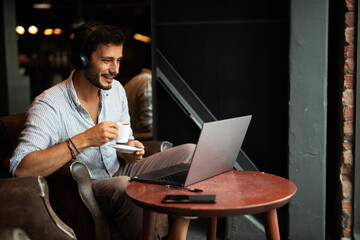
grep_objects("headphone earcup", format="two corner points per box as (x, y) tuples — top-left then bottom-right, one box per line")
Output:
(79, 53), (89, 70)
(71, 52), (89, 70)
(72, 25), (100, 70)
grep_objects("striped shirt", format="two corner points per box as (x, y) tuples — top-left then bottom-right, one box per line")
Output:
(9, 70), (134, 179)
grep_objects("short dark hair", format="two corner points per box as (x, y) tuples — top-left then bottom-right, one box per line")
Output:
(72, 20), (125, 63)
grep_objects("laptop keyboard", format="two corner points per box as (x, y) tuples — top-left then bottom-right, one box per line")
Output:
(157, 170), (188, 182)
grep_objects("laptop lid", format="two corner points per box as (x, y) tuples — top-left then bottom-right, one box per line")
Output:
(183, 115), (252, 186)
(131, 115), (252, 186)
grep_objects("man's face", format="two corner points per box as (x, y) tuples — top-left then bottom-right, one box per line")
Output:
(84, 43), (123, 90)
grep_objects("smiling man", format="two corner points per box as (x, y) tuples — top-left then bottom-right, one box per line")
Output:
(9, 20), (195, 240)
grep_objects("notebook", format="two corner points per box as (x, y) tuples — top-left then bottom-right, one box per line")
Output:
(131, 115), (252, 187)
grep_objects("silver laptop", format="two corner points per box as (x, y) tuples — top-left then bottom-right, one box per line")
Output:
(131, 115), (252, 187)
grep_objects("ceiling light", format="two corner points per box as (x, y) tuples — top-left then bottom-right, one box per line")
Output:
(28, 26), (38, 34)
(44, 28), (53, 35)
(133, 33), (151, 43)
(53, 28), (62, 35)
(33, 2), (52, 9)
(16, 26), (25, 35)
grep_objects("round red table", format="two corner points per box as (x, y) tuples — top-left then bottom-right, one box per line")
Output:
(126, 170), (297, 240)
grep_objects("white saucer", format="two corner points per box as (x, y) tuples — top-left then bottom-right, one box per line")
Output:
(110, 144), (143, 154)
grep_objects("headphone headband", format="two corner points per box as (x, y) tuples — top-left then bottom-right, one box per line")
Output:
(78, 25), (101, 57)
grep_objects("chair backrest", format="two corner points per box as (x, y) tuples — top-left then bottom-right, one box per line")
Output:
(0, 113), (26, 177)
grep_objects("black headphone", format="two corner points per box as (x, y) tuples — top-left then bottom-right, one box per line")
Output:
(71, 25), (101, 70)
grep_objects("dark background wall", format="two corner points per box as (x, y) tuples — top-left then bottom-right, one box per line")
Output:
(0, 8), (9, 117)
(153, 0), (290, 178)
(13, 0), (152, 103)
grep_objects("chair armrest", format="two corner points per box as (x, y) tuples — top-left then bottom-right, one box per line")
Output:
(0, 228), (30, 240)
(0, 176), (76, 240)
(46, 161), (110, 240)
(70, 161), (110, 240)
(142, 141), (173, 157)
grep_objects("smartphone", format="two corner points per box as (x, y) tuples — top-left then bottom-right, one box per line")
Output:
(162, 195), (216, 203)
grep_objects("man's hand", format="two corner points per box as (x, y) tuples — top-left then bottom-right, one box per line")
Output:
(82, 122), (118, 148)
(119, 140), (145, 164)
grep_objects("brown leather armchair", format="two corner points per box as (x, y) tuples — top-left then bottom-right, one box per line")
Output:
(0, 113), (173, 240)
(0, 176), (76, 240)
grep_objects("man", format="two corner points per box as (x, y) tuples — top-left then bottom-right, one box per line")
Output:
(9, 20), (194, 240)
(124, 68), (153, 140)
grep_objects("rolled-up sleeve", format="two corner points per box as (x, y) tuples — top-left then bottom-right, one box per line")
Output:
(9, 97), (61, 176)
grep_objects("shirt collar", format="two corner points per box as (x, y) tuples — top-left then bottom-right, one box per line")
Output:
(66, 70), (81, 109)
(66, 70), (110, 109)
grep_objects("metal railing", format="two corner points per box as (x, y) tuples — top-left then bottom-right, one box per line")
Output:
(156, 49), (258, 171)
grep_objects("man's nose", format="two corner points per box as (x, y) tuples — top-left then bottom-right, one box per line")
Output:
(110, 61), (120, 75)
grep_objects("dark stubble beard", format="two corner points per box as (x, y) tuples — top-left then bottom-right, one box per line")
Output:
(84, 62), (112, 90)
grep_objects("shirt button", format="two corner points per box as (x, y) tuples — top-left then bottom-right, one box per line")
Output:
(101, 149), (105, 153)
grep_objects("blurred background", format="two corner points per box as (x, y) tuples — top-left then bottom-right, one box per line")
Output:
(15, 0), (151, 99)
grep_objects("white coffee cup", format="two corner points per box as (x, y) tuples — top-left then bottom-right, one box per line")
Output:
(116, 122), (130, 143)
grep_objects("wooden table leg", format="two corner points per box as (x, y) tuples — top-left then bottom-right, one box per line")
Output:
(263, 209), (280, 240)
(207, 217), (217, 240)
(142, 209), (157, 240)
